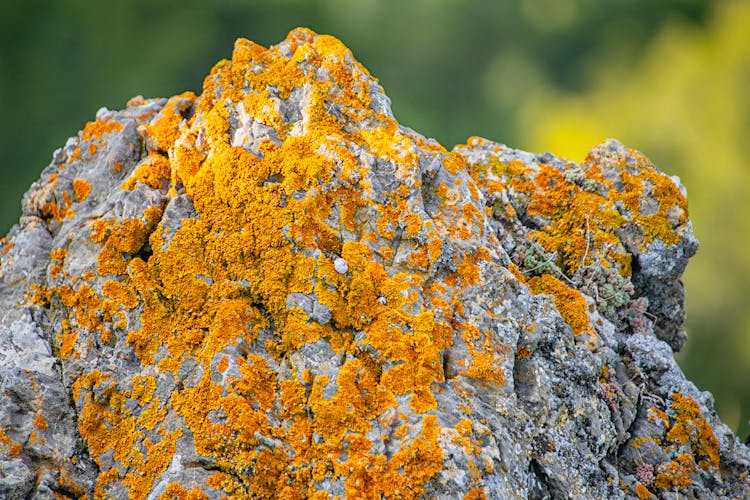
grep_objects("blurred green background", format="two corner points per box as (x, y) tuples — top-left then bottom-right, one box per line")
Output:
(2, 0), (748, 437)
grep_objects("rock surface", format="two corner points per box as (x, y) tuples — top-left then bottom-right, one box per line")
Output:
(1, 28), (748, 499)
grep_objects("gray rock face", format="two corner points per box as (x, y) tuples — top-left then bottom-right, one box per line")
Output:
(1, 28), (748, 499)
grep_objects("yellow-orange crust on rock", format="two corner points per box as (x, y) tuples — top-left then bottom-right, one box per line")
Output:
(24, 28), (716, 499)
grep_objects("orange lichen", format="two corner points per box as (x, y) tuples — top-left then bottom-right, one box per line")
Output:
(0, 430), (22, 457)
(462, 138), (689, 291)
(102, 279), (139, 310)
(520, 162), (626, 277)
(516, 346), (533, 359)
(634, 392), (720, 494)
(122, 154), (172, 190)
(72, 368), (182, 498)
(57, 283), (117, 341)
(618, 158), (689, 246)
(57, 329), (79, 359)
(115, 29), (450, 496)
(49, 247), (67, 278)
(131, 375), (157, 406)
(54, 467), (88, 499)
(158, 484), (209, 500)
(647, 407), (670, 428)
(69, 147), (81, 162)
(33, 413), (49, 431)
(81, 115), (124, 141)
(666, 392), (720, 472)
(654, 453), (695, 490)
(635, 483), (655, 499)
(142, 93), (196, 153)
(72, 178), (91, 202)
(89, 218), (112, 244)
(528, 274), (594, 337)
(0, 238), (12, 257)
(455, 321), (507, 387)
(106, 218), (150, 254)
(41, 190), (74, 223)
(464, 487), (488, 499)
(0, 431), (13, 452)
(507, 263), (526, 284)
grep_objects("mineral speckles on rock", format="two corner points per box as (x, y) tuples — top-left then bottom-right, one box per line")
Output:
(1, 27), (749, 499)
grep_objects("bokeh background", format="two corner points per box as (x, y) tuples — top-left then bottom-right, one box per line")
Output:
(2, 0), (748, 437)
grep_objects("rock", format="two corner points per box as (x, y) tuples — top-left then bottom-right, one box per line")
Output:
(333, 257), (349, 275)
(0, 27), (748, 499)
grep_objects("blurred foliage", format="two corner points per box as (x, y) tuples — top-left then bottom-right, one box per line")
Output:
(2, 1), (746, 435)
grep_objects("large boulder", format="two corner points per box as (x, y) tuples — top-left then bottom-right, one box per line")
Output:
(1, 28), (747, 499)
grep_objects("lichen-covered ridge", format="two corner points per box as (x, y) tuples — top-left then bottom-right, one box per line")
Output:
(0, 28), (748, 499)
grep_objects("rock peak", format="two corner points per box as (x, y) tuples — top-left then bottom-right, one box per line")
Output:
(0, 29), (747, 498)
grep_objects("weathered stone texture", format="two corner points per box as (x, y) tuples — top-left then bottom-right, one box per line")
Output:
(1, 28), (748, 498)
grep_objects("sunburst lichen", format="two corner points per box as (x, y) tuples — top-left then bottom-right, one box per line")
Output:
(527, 274), (594, 338)
(628, 392), (721, 495)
